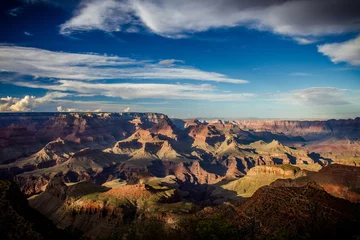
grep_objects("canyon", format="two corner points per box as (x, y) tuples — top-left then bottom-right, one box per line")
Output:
(0, 112), (360, 239)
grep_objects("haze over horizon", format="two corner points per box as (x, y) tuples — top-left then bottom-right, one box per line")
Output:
(1, 0), (360, 119)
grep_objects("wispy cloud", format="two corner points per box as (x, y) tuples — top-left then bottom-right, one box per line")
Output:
(318, 35), (360, 66)
(57, 105), (102, 112)
(59, 0), (360, 43)
(275, 87), (352, 106)
(123, 107), (131, 112)
(60, 0), (133, 35)
(11, 80), (254, 101)
(293, 37), (318, 45)
(8, 7), (22, 16)
(24, 31), (33, 36)
(0, 45), (247, 84)
(330, 67), (360, 71)
(126, 26), (140, 33)
(158, 59), (184, 65)
(289, 72), (317, 77)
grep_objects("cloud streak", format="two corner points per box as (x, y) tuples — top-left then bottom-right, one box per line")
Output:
(275, 87), (351, 106)
(0, 45), (247, 84)
(289, 72), (317, 77)
(293, 37), (318, 45)
(57, 106), (102, 112)
(158, 59), (184, 65)
(12, 80), (254, 101)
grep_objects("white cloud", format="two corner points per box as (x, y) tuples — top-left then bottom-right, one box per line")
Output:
(40, 91), (70, 101)
(0, 92), (68, 112)
(57, 105), (102, 112)
(158, 59), (184, 65)
(126, 26), (140, 33)
(8, 7), (22, 16)
(56, 106), (64, 112)
(57, 106), (77, 112)
(60, 0), (360, 40)
(60, 0), (134, 35)
(123, 107), (131, 112)
(0, 45), (247, 84)
(293, 37), (318, 45)
(289, 72), (316, 77)
(275, 87), (351, 106)
(53, 100), (134, 113)
(12, 80), (254, 101)
(24, 32), (33, 36)
(0, 96), (36, 112)
(318, 35), (360, 66)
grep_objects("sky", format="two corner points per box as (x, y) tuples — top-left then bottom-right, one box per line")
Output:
(0, 0), (359, 119)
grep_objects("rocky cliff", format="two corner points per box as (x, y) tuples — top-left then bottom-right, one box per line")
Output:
(0, 179), (77, 240)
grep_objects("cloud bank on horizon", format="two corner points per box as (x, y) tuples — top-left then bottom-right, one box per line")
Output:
(0, 0), (359, 118)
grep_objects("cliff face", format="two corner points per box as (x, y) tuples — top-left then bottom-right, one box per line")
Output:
(210, 165), (305, 203)
(28, 177), (185, 238)
(236, 182), (360, 239)
(176, 182), (360, 240)
(0, 112), (168, 164)
(0, 179), (75, 240)
(231, 117), (360, 140)
(272, 164), (360, 203)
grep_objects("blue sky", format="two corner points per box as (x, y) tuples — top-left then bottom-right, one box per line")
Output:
(0, 0), (359, 119)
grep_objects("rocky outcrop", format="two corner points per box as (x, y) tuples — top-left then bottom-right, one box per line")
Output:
(210, 165), (305, 203)
(14, 174), (50, 197)
(29, 178), (137, 237)
(188, 182), (360, 240)
(12, 149), (125, 196)
(302, 138), (360, 164)
(0, 112), (169, 164)
(272, 164), (360, 202)
(232, 117), (360, 140)
(238, 182), (360, 239)
(1, 139), (80, 176)
(29, 177), (183, 238)
(0, 179), (74, 240)
(146, 160), (222, 185)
